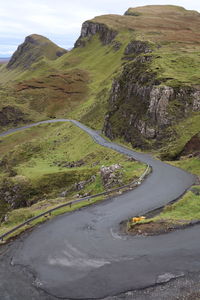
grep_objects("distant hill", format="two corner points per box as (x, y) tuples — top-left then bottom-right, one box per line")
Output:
(0, 58), (10, 64)
(7, 34), (67, 70)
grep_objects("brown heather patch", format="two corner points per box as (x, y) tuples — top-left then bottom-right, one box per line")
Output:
(15, 69), (89, 117)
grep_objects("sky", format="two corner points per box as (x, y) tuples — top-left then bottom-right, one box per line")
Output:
(0, 0), (200, 57)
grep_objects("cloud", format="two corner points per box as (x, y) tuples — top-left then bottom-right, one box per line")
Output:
(0, 0), (199, 57)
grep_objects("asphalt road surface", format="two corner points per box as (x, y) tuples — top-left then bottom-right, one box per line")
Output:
(0, 119), (197, 300)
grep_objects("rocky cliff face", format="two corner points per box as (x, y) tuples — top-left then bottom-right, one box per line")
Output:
(74, 21), (118, 47)
(103, 41), (200, 149)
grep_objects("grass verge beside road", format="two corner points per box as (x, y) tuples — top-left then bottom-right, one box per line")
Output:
(127, 156), (200, 235)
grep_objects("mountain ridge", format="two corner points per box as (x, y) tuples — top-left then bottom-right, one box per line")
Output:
(0, 5), (199, 159)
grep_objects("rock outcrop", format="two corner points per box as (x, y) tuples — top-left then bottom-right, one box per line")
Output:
(100, 164), (122, 188)
(74, 21), (118, 48)
(0, 176), (34, 212)
(0, 106), (27, 127)
(103, 44), (200, 149)
(124, 40), (152, 56)
(59, 175), (96, 197)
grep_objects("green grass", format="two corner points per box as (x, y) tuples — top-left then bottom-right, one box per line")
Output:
(153, 186), (200, 221)
(168, 157), (200, 177)
(141, 156), (200, 224)
(129, 185), (200, 230)
(151, 45), (200, 86)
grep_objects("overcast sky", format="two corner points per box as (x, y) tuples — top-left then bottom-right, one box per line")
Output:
(0, 0), (199, 57)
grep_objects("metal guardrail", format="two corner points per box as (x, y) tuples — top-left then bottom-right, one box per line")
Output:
(0, 165), (150, 242)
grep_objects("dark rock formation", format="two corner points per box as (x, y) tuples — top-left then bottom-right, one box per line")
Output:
(0, 176), (36, 214)
(124, 40), (152, 56)
(74, 21), (118, 48)
(53, 159), (85, 168)
(112, 40), (122, 52)
(0, 106), (26, 127)
(181, 133), (200, 157)
(59, 175), (96, 197)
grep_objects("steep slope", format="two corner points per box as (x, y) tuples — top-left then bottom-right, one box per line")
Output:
(7, 34), (67, 70)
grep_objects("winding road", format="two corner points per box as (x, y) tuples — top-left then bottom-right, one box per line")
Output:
(0, 119), (198, 300)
